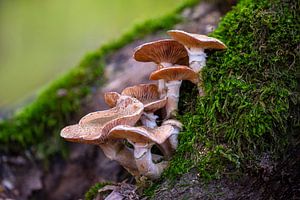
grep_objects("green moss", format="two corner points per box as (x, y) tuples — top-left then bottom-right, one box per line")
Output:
(0, 0), (200, 155)
(164, 0), (299, 180)
(84, 182), (112, 200)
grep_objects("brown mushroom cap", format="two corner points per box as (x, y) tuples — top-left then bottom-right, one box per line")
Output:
(104, 92), (121, 108)
(60, 96), (144, 144)
(133, 39), (188, 66)
(122, 84), (158, 102)
(121, 84), (167, 112)
(149, 66), (200, 84)
(108, 125), (174, 144)
(167, 30), (227, 50)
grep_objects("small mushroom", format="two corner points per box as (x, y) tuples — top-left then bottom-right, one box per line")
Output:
(108, 124), (176, 179)
(167, 30), (227, 95)
(121, 84), (167, 128)
(149, 66), (199, 118)
(133, 39), (188, 97)
(60, 95), (144, 176)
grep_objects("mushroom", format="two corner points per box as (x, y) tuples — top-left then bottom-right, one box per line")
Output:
(108, 124), (176, 179)
(121, 84), (167, 128)
(133, 39), (188, 97)
(167, 30), (227, 95)
(60, 95), (144, 176)
(149, 66), (199, 118)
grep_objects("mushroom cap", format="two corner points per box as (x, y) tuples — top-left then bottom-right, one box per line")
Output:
(104, 92), (121, 108)
(60, 96), (144, 144)
(60, 124), (104, 144)
(133, 39), (188, 65)
(121, 84), (167, 112)
(167, 30), (227, 50)
(108, 125), (175, 144)
(149, 66), (200, 84)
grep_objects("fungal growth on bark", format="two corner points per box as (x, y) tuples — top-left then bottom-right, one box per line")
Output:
(60, 29), (227, 182)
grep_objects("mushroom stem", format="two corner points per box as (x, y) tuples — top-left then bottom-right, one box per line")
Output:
(165, 80), (182, 118)
(158, 80), (166, 98)
(99, 141), (139, 176)
(140, 112), (158, 128)
(186, 47), (207, 73)
(158, 63), (173, 98)
(186, 47), (206, 96)
(160, 62), (173, 68)
(134, 143), (168, 179)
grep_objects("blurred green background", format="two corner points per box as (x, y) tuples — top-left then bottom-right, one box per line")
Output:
(0, 0), (184, 110)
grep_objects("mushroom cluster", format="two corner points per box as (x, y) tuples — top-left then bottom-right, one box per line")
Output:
(60, 30), (226, 180)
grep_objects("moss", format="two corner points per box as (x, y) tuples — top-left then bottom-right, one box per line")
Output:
(0, 0), (200, 155)
(84, 182), (112, 200)
(164, 0), (299, 181)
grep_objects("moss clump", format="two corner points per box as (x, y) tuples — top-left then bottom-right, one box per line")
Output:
(0, 0), (200, 156)
(165, 0), (299, 180)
